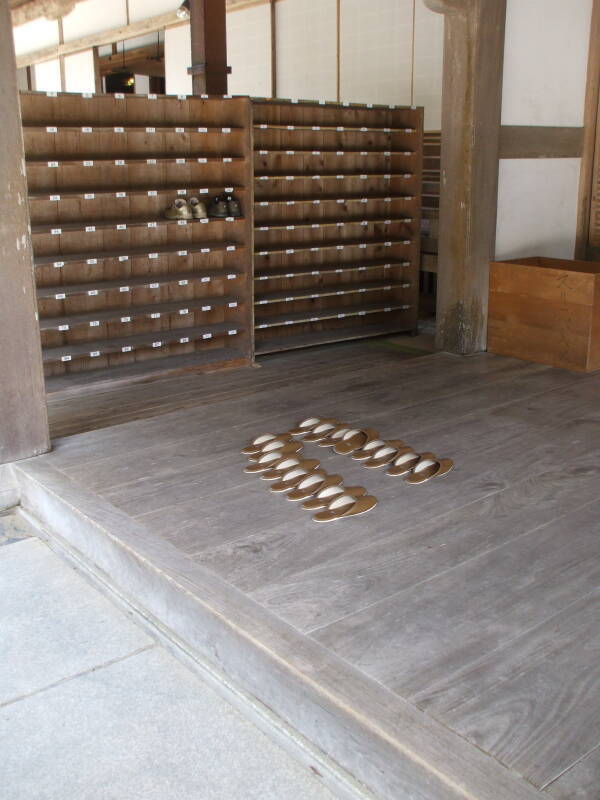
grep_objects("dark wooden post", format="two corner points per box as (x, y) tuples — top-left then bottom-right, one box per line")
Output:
(0, 3), (50, 464)
(423, 0), (506, 354)
(188, 0), (229, 95)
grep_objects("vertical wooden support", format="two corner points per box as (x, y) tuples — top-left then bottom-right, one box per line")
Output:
(575, 0), (600, 260)
(93, 46), (103, 93)
(336, 0), (341, 102)
(0, 5), (50, 464)
(188, 0), (229, 95)
(270, 0), (277, 98)
(424, 0), (506, 354)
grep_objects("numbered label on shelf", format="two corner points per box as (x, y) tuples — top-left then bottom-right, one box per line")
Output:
(228, 329), (237, 335)
(146, 127), (156, 133)
(90, 351), (101, 358)
(114, 127), (125, 133)
(58, 324), (69, 331)
(147, 158), (157, 165)
(116, 192), (127, 198)
(198, 127), (208, 133)
(178, 308), (189, 315)
(121, 345), (132, 352)
(176, 158), (186, 164)
(88, 289), (99, 296)
(201, 277), (210, 283)
(81, 127), (92, 133)
(147, 222), (157, 228)
(61, 355), (71, 362)
(119, 286), (130, 292)
(115, 159), (126, 166)
(179, 337), (190, 344)
(178, 250), (188, 257)
(175, 127), (185, 134)
(121, 316), (131, 323)
(152, 342), (162, 348)
(149, 282), (159, 289)
(49, 194), (61, 201)
(47, 161), (59, 168)
(54, 293), (66, 300)
(202, 333), (212, 339)
(53, 261), (64, 268)
(178, 279), (189, 285)
(202, 305), (212, 311)
(227, 274), (236, 280)
(147, 190), (157, 196)
(83, 161), (94, 167)
(46, 126), (58, 133)
(118, 255), (129, 261)
(87, 258), (98, 264)
(51, 228), (62, 235)
(85, 226), (96, 233)
(177, 188), (187, 195)
(228, 302), (237, 308)
(89, 320), (99, 327)
(177, 220), (187, 226)
(148, 253), (158, 259)
(116, 224), (127, 230)
(115, 93), (125, 99)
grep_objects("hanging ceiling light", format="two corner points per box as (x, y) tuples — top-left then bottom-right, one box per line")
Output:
(176, 0), (190, 19)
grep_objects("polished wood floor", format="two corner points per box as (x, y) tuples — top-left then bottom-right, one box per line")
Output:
(43, 342), (600, 798)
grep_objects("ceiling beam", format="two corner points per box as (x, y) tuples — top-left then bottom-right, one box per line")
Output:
(15, 9), (179, 68)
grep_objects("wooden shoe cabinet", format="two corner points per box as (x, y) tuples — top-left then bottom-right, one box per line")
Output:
(252, 99), (422, 354)
(20, 91), (253, 390)
(20, 91), (423, 390)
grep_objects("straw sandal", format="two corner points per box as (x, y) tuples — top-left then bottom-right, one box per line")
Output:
(286, 472), (343, 501)
(289, 417), (322, 436)
(247, 440), (302, 463)
(386, 447), (421, 477)
(244, 444), (302, 473)
(363, 440), (406, 469)
(241, 432), (293, 456)
(270, 461), (322, 493)
(313, 493), (377, 523)
(302, 484), (366, 511)
(404, 453), (454, 484)
(333, 428), (379, 456)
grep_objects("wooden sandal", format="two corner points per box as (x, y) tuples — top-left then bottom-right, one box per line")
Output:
(286, 472), (343, 501)
(303, 419), (341, 443)
(247, 440), (302, 462)
(404, 453), (454, 484)
(317, 424), (352, 448)
(302, 484), (366, 511)
(242, 433), (290, 455)
(334, 428), (379, 456)
(260, 455), (305, 480)
(363, 440), (406, 469)
(270, 461), (322, 493)
(386, 447), (421, 477)
(244, 443), (302, 473)
(351, 437), (388, 461)
(313, 493), (377, 523)
(243, 433), (295, 457)
(289, 417), (322, 436)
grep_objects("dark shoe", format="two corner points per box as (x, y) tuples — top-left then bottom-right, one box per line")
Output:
(226, 194), (242, 218)
(208, 195), (229, 218)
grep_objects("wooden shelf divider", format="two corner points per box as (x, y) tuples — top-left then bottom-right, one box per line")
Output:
(250, 97), (423, 352)
(21, 90), (254, 385)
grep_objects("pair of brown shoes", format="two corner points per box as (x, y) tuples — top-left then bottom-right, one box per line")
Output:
(208, 194), (242, 218)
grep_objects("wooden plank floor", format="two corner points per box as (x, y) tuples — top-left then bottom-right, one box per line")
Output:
(42, 343), (600, 798)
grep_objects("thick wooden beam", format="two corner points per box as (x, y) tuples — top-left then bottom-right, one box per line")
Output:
(424, 0), (506, 354)
(188, 0), (228, 95)
(0, 0), (50, 464)
(575, 0), (600, 259)
(499, 126), (584, 159)
(15, 10), (180, 68)
(270, 0), (276, 98)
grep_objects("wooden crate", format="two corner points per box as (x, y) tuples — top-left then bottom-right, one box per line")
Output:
(251, 98), (423, 354)
(488, 256), (600, 371)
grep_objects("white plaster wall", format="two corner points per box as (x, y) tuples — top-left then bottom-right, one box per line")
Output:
(227, 3), (271, 97)
(34, 59), (62, 92)
(276, 0), (337, 101)
(502, 0), (593, 126)
(495, 159), (581, 260)
(13, 18), (59, 56)
(128, 0), (181, 23)
(413, 0), (443, 129)
(135, 74), (151, 94)
(64, 49), (96, 92)
(62, 0), (126, 41)
(164, 24), (192, 96)
(340, 0), (412, 107)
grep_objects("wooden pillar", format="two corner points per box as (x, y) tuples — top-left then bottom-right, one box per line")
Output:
(270, 0), (277, 98)
(424, 0), (506, 354)
(0, 2), (50, 464)
(188, 0), (229, 95)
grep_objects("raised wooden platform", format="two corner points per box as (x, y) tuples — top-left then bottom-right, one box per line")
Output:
(8, 343), (600, 799)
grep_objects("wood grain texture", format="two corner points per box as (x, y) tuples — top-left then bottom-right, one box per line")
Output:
(499, 126), (584, 158)
(0, 4), (50, 464)
(546, 744), (600, 798)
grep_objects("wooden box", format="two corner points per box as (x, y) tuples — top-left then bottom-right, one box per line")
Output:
(488, 256), (600, 372)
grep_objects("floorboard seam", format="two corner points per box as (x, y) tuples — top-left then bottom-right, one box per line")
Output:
(540, 740), (600, 791)
(304, 493), (600, 636)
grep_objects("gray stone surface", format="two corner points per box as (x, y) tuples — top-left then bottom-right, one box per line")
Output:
(0, 533), (336, 800)
(0, 536), (152, 704)
(1, 646), (337, 800)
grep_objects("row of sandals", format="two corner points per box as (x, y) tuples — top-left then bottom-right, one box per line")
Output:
(242, 416), (454, 523)
(164, 194), (242, 220)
